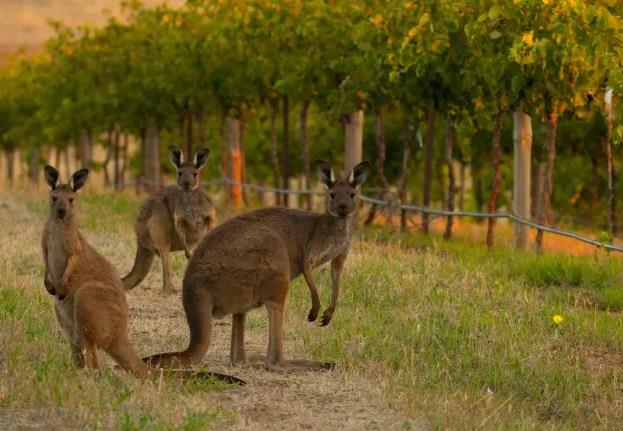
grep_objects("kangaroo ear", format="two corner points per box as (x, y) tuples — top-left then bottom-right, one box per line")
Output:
(348, 161), (371, 187)
(44, 165), (60, 191)
(70, 169), (89, 193)
(315, 160), (335, 188)
(194, 148), (210, 170)
(169, 146), (183, 168)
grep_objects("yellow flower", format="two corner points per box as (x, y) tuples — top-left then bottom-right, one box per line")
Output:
(553, 315), (564, 325)
(543, 0), (551, 4)
(371, 14), (383, 27)
(405, 1), (415, 10)
(522, 31), (534, 46)
(408, 27), (418, 38)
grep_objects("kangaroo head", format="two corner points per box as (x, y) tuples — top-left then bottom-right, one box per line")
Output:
(316, 160), (370, 218)
(44, 166), (89, 222)
(169, 146), (210, 191)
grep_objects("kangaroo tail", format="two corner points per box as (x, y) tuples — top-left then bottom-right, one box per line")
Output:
(121, 241), (154, 290)
(107, 338), (152, 378)
(143, 283), (214, 371)
(110, 341), (246, 385)
(162, 369), (246, 386)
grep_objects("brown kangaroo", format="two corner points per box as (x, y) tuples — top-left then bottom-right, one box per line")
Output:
(41, 165), (243, 384)
(122, 147), (215, 294)
(144, 160), (370, 370)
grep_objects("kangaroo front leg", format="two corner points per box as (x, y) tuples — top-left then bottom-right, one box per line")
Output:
(230, 313), (247, 365)
(58, 253), (78, 292)
(174, 215), (191, 259)
(42, 236), (55, 295)
(320, 254), (347, 326)
(302, 263), (320, 322)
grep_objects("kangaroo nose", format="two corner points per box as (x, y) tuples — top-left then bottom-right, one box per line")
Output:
(56, 208), (66, 219)
(58, 293), (66, 301)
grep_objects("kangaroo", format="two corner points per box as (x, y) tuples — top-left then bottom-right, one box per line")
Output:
(144, 160), (370, 370)
(122, 147), (215, 294)
(41, 165), (243, 384)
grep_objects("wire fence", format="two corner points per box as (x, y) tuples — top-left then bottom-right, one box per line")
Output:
(137, 175), (623, 255)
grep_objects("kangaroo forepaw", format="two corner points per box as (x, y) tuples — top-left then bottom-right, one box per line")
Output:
(44, 277), (56, 296)
(320, 310), (334, 326)
(307, 308), (319, 322)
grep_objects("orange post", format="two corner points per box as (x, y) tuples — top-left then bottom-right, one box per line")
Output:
(230, 147), (242, 208)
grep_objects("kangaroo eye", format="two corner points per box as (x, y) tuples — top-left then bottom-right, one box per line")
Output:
(193, 173), (197, 178)
(178, 172), (182, 177)
(52, 197), (57, 202)
(330, 193), (336, 199)
(69, 198), (74, 204)
(350, 193), (355, 199)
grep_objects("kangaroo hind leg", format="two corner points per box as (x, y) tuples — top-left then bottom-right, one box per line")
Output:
(230, 313), (247, 365)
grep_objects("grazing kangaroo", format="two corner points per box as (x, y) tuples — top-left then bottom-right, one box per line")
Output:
(122, 147), (215, 294)
(41, 166), (243, 384)
(144, 160), (370, 370)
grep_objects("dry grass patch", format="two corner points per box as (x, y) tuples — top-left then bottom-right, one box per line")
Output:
(2, 189), (623, 429)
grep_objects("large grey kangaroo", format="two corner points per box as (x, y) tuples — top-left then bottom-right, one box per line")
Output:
(144, 160), (370, 370)
(41, 165), (243, 384)
(122, 147), (215, 294)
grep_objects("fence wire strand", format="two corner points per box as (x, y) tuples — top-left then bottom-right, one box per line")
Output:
(137, 175), (623, 254)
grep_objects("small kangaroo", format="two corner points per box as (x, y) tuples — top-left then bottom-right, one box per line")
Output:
(144, 160), (370, 370)
(41, 166), (243, 384)
(122, 147), (215, 294)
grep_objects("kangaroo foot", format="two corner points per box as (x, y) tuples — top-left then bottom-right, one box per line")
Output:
(162, 285), (179, 295)
(230, 353), (247, 366)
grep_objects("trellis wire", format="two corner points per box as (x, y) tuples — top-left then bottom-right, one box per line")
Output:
(137, 175), (623, 254)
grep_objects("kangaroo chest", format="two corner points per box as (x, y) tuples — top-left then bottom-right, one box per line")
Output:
(307, 222), (352, 269)
(47, 231), (69, 283)
(312, 236), (350, 268)
(174, 192), (211, 243)
(175, 205), (209, 244)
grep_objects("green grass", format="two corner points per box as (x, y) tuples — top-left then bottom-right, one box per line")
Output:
(290, 226), (623, 428)
(3, 192), (623, 429)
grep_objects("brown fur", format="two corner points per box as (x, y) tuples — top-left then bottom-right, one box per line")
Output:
(144, 160), (370, 370)
(41, 166), (244, 384)
(42, 166), (153, 377)
(122, 147), (215, 293)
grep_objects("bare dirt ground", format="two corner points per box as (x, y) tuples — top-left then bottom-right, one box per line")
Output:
(127, 275), (413, 431)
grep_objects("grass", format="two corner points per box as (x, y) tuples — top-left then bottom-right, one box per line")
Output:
(2, 189), (623, 429)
